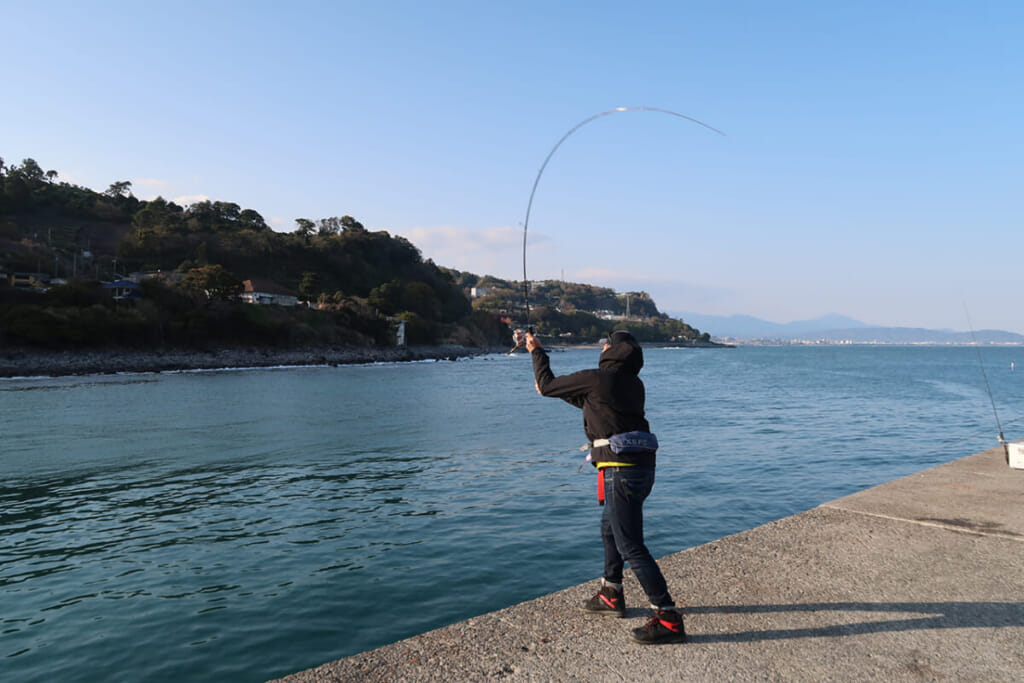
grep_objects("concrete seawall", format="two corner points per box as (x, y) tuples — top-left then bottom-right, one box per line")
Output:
(275, 446), (1024, 681)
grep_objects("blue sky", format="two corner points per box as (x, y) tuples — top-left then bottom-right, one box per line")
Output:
(3, 1), (1022, 332)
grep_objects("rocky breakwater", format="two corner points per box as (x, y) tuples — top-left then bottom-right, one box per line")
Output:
(0, 345), (494, 378)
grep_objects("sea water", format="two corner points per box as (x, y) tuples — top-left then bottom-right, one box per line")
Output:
(2, 346), (1022, 682)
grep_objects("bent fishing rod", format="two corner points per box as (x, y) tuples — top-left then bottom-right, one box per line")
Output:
(965, 304), (1007, 456)
(511, 107), (727, 350)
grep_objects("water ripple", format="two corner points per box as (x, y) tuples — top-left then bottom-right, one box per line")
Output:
(2, 347), (1021, 681)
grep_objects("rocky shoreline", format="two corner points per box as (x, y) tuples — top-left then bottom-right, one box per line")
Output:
(0, 339), (732, 379)
(0, 345), (502, 379)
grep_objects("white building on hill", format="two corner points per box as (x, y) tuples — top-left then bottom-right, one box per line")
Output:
(241, 278), (299, 306)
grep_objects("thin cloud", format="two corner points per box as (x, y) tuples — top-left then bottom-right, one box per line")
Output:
(575, 267), (695, 285)
(403, 225), (538, 249)
(131, 177), (175, 201)
(396, 225), (550, 275)
(570, 267), (737, 313)
(173, 194), (210, 207)
(134, 178), (173, 191)
(269, 216), (291, 231)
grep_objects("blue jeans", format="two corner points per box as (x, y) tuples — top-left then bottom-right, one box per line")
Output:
(601, 466), (675, 609)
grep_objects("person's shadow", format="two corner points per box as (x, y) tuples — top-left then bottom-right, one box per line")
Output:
(676, 602), (1024, 643)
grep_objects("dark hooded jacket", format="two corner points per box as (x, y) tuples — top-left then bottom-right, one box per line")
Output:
(531, 332), (654, 467)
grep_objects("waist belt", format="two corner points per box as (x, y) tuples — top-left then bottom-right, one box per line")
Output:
(583, 432), (658, 455)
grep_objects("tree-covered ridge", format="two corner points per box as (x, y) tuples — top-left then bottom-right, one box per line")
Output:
(444, 271), (708, 344)
(0, 157), (139, 278)
(0, 157), (503, 348)
(116, 198), (472, 325)
(1, 155), (709, 350)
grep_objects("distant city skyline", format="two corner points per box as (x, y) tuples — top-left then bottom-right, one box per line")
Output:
(670, 311), (1024, 343)
(4, 1), (1022, 333)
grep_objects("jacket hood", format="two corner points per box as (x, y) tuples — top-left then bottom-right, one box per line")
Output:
(599, 331), (643, 374)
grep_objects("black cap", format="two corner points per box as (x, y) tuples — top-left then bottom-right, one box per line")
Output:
(608, 330), (639, 346)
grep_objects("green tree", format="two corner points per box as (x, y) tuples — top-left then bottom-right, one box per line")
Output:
(213, 201), (241, 224)
(18, 158), (45, 184)
(317, 216), (343, 236)
(239, 209), (269, 231)
(341, 215), (365, 233)
(402, 281), (441, 319)
(368, 280), (402, 314)
(182, 264), (243, 301)
(133, 196), (184, 230)
(1, 159), (45, 209)
(105, 180), (133, 198)
(194, 241), (209, 266)
(298, 271), (321, 302)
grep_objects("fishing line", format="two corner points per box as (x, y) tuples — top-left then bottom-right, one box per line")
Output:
(947, 414), (1024, 450)
(964, 304), (1005, 445)
(515, 107), (727, 343)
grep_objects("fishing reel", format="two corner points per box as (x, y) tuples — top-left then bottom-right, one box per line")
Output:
(509, 326), (535, 353)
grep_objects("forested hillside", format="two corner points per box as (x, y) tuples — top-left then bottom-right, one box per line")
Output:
(445, 271), (709, 344)
(1, 156), (710, 351)
(0, 157), (504, 349)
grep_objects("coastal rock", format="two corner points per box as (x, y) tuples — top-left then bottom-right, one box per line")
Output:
(0, 345), (495, 378)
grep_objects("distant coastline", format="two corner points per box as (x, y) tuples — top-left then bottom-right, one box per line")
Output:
(0, 345), (504, 379)
(0, 339), (733, 378)
(672, 313), (1024, 345)
(718, 339), (1024, 347)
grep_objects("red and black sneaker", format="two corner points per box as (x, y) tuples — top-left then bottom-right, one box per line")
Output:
(631, 609), (687, 644)
(580, 583), (626, 618)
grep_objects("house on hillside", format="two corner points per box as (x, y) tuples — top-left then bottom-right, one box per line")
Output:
(102, 279), (142, 301)
(8, 272), (50, 290)
(241, 278), (299, 306)
(128, 270), (183, 285)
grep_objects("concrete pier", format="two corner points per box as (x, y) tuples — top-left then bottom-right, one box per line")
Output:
(276, 447), (1024, 681)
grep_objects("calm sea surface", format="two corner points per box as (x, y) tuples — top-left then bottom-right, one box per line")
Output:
(2, 345), (1022, 682)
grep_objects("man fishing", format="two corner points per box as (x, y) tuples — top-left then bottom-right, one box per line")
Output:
(525, 330), (686, 644)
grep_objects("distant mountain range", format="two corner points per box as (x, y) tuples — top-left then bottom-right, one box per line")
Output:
(673, 312), (1024, 345)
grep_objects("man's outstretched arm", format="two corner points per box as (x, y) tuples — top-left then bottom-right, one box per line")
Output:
(526, 333), (588, 407)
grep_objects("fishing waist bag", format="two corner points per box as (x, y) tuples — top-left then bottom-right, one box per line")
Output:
(607, 430), (658, 454)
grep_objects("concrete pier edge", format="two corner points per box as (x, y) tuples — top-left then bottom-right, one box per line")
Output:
(275, 447), (1024, 681)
